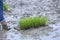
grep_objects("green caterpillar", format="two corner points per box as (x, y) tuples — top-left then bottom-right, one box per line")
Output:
(3, 2), (8, 11)
(19, 16), (47, 30)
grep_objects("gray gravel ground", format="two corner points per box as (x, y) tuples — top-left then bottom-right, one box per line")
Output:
(0, 0), (60, 40)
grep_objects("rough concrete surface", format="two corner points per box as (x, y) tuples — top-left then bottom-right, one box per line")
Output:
(0, 0), (60, 40)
